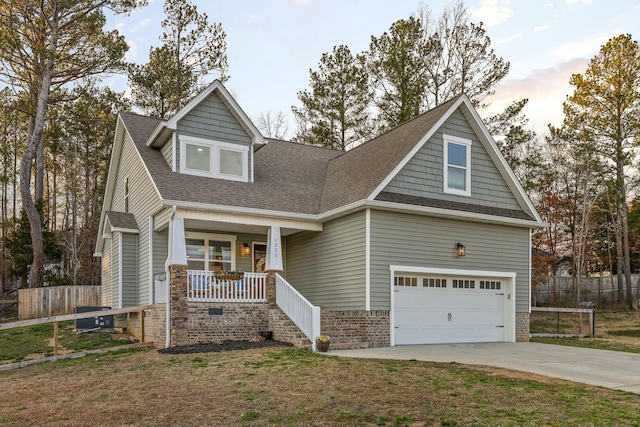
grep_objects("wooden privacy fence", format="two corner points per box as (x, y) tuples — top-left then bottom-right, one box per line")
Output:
(19, 286), (101, 320)
(533, 275), (640, 306)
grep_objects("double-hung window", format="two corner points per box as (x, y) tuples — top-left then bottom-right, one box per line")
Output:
(180, 135), (249, 182)
(185, 233), (236, 272)
(443, 134), (472, 196)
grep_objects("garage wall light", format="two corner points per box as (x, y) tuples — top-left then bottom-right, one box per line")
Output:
(456, 242), (465, 257)
(241, 243), (251, 256)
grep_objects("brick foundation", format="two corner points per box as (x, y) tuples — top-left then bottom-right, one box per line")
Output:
(516, 311), (530, 342)
(127, 304), (167, 348)
(320, 310), (390, 350)
(268, 307), (311, 348)
(187, 302), (269, 344)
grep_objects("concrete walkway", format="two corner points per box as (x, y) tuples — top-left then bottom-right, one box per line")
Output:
(330, 342), (640, 394)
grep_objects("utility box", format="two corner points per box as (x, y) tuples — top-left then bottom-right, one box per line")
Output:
(75, 306), (114, 330)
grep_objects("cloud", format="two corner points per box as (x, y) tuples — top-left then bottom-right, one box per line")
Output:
(125, 40), (139, 62)
(566, 0), (593, 4)
(469, 0), (514, 27)
(549, 32), (615, 62)
(483, 58), (590, 133)
(534, 25), (549, 31)
(494, 33), (523, 46)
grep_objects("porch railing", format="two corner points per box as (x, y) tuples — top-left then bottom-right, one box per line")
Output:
(275, 273), (321, 351)
(187, 270), (267, 302)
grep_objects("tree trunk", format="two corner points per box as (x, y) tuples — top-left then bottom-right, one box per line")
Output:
(21, 64), (55, 288)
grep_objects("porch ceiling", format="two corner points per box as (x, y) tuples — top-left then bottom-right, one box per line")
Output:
(183, 218), (305, 236)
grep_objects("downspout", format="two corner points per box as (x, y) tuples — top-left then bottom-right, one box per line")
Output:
(165, 205), (176, 348)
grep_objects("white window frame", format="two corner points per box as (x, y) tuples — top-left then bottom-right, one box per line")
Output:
(185, 232), (237, 271)
(443, 134), (472, 197)
(179, 135), (249, 182)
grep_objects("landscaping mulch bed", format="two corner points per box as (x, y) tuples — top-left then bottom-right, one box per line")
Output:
(158, 339), (293, 354)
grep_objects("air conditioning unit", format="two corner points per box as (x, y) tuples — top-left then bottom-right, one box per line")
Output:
(76, 306), (114, 330)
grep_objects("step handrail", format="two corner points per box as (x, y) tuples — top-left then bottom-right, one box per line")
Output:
(275, 273), (321, 351)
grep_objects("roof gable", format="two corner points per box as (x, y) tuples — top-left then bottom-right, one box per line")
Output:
(146, 80), (264, 148)
(319, 94), (541, 224)
(382, 108), (522, 211)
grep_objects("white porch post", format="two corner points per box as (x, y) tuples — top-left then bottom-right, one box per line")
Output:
(169, 217), (187, 264)
(265, 226), (283, 272)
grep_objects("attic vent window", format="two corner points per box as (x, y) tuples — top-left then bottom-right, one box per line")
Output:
(443, 134), (472, 197)
(179, 135), (248, 182)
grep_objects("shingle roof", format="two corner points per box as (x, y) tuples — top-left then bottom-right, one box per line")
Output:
(375, 191), (535, 221)
(119, 112), (342, 214)
(105, 211), (139, 230)
(116, 96), (535, 223)
(318, 96), (460, 213)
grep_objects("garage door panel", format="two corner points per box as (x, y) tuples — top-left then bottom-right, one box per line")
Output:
(394, 274), (508, 345)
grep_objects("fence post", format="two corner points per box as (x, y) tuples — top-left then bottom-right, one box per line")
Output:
(140, 310), (145, 343)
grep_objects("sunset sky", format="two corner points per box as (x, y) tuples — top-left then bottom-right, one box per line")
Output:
(107, 0), (640, 138)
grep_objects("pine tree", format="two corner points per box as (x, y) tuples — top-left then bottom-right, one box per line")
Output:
(293, 45), (372, 150)
(562, 34), (640, 307)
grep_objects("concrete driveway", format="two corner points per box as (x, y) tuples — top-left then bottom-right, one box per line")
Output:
(330, 342), (640, 394)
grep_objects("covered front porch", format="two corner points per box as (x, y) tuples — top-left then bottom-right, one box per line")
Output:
(153, 209), (323, 349)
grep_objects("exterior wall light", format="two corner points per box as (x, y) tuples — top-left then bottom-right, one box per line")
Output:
(456, 242), (465, 257)
(241, 243), (251, 256)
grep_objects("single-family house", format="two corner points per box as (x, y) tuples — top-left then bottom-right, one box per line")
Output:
(95, 80), (544, 350)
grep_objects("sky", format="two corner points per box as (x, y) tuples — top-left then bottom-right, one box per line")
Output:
(106, 0), (640, 139)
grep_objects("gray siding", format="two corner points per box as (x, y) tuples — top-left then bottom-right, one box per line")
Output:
(102, 238), (112, 307)
(178, 92), (252, 146)
(121, 233), (138, 307)
(111, 234), (120, 308)
(385, 109), (521, 211)
(109, 132), (162, 306)
(152, 228), (168, 276)
(285, 211), (366, 310)
(370, 210), (530, 312)
(235, 233), (268, 272)
(160, 139), (173, 169)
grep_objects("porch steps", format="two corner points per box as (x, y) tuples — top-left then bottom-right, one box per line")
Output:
(269, 307), (312, 349)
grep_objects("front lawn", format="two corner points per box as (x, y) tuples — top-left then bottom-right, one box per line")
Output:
(1, 346), (640, 426)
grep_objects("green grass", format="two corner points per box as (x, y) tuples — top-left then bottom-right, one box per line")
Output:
(3, 346), (640, 426)
(0, 320), (130, 363)
(532, 336), (640, 354)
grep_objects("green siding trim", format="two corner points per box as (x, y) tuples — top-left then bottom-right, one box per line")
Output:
(385, 109), (522, 211)
(121, 233), (138, 307)
(370, 210), (530, 312)
(285, 211), (366, 310)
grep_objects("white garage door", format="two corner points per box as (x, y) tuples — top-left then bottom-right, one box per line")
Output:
(394, 274), (507, 345)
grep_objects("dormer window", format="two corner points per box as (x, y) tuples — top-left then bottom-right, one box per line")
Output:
(443, 134), (471, 197)
(180, 135), (248, 182)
